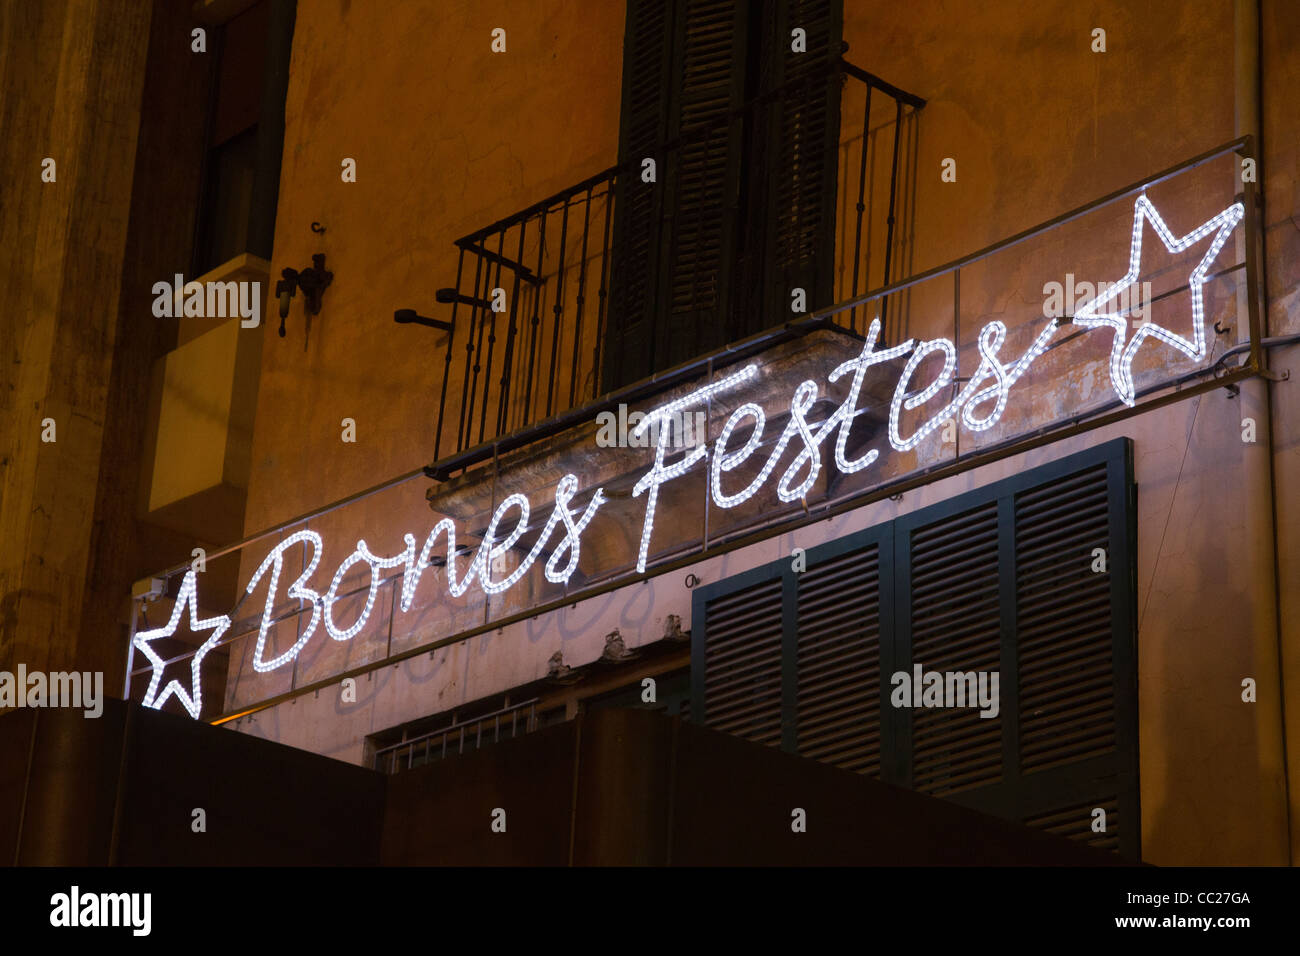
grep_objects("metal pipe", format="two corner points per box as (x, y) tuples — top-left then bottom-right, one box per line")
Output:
(467, 248), (494, 445)
(523, 206), (547, 425)
(546, 197), (572, 417)
(211, 361), (1264, 727)
(849, 82), (873, 332)
(569, 186), (594, 410)
(838, 59), (927, 109)
(122, 594), (139, 699)
(497, 218), (528, 436)
(880, 99), (903, 341)
(433, 248), (465, 462)
(455, 241), (541, 286)
(476, 230), (506, 444)
(457, 250), (485, 452)
(591, 183), (615, 397)
(1235, 0), (1292, 863)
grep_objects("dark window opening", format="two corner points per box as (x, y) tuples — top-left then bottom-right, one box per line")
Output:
(368, 647), (690, 774)
(368, 694), (558, 775)
(191, 0), (296, 276)
(581, 668), (691, 717)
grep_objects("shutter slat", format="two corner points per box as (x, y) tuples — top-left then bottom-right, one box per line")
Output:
(1025, 797), (1121, 853)
(907, 502), (1003, 796)
(796, 545), (882, 777)
(703, 574), (783, 747)
(1016, 464), (1116, 778)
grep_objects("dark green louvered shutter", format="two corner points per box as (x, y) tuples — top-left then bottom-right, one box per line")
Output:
(606, 0), (751, 391)
(893, 444), (1137, 858)
(1012, 458), (1137, 856)
(692, 438), (1138, 859)
(738, 0), (842, 331)
(794, 531), (891, 776)
(894, 501), (1005, 796)
(605, 0), (842, 389)
(693, 524), (893, 770)
(695, 572), (785, 748)
(661, 0), (751, 367)
(605, 0), (676, 392)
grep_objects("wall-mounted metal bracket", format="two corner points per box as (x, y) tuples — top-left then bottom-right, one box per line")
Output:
(394, 309), (454, 332)
(435, 287), (492, 310)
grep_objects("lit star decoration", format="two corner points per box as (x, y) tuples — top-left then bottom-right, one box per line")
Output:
(1072, 195), (1244, 406)
(133, 570), (231, 719)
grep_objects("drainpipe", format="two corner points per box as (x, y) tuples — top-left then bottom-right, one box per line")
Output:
(1235, 0), (1291, 864)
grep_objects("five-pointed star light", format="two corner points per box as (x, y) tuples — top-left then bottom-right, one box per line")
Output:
(133, 570), (230, 719)
(1072, 195), (1244, 406)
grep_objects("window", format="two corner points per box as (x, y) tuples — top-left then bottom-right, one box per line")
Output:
(603, 0), (843, 390)
(691, 438), (1139, 857)
(368, 646), (691, 773)
(368, 695), (557, 775)
(191, 0), (296, 276)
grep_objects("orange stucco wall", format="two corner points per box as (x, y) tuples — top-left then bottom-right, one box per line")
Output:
(213, 0), (1300, 865)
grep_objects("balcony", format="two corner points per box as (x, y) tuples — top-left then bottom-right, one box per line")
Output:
(418, 55), (926, 466)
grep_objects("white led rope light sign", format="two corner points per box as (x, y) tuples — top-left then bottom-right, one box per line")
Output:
(136, 195), (1242, 719)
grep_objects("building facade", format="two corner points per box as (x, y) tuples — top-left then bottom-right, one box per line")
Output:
(3, 0), (1299, 865)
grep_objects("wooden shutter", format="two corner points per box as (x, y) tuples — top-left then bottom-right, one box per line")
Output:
(745, 0), (842, 330)
(1011, 459), (1137, 857)
(692, 438), (1138, 858)
(1025, 795), (1121, 853)
(606, 0), (751, 391)
(894, 441), (1138, 857)
(1016, 462), (1117, 773)
(693, 525), (892, 771)
(605, 0), (677, 391)
(794, 539), (887, 776)
(900, 502), (1005, 797)
(661, 0), (750, 367)
(697, 573), (785, 748)
(606, 0), (844, 388)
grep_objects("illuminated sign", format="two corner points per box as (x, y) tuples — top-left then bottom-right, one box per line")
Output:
(135, 197), (1242, 718)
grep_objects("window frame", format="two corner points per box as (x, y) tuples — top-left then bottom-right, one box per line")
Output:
(190, 0), (296, 277)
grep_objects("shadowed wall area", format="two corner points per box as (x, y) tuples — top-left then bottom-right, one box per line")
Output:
(1, 702), (1125, 866)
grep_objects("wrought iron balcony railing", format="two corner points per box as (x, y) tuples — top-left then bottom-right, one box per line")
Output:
(423, 55), (926, 467)
(372, 697), (542, 774)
